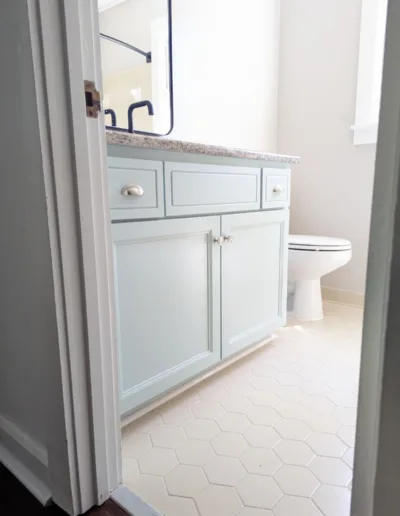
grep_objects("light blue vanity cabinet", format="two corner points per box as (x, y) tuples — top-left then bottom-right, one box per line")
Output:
(112, 216), (221, 414)
(221, 210), (289, 358)
(107, 144), (295, 417)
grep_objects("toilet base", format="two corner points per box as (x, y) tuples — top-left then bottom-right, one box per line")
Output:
(292, 279), (324, 322)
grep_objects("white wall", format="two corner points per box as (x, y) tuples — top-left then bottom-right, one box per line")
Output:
(278, 0), (376, 295)
(170, 0), (280, 151)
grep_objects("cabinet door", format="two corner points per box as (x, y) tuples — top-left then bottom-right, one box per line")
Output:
(112, 217), (221, 415)
(221, 210), (289, 359)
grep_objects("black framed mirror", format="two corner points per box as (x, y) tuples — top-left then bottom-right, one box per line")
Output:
(98, 0), (173, 136)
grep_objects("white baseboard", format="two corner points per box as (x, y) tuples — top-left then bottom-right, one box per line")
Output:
(122, 335), (275, 428)
(0, 414), (51, 505)
(322, 286), (365, 308)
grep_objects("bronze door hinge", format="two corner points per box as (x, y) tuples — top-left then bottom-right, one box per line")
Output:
(85, 80), (101, 118)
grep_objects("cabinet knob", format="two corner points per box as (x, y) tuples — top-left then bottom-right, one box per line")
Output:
(121, 184), (144, 197)
(272, 185), (284, 194)
(214, 236), (224, 246)
(224, 235), (234, 243)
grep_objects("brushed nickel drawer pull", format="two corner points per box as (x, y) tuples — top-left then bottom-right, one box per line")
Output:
(272, 185), (284, 194)
(121, 184), (144, 196)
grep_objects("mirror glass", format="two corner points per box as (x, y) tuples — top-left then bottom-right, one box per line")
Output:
(98, 0), (172, 136)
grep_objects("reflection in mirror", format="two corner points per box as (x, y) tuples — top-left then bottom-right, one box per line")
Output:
(98, 0), (173, 136)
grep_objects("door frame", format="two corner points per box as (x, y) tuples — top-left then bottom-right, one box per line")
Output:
(30, 0), (400, 514)
(351, 0), (400, 514)
(29, 0), (120, 514)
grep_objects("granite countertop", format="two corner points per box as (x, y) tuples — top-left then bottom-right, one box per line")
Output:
(106, 131), (300, 164)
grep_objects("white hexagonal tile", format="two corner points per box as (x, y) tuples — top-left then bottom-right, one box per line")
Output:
(276, 372), (303, 387)
(165, 464), (208, 497)
(273, 440), (315, 466)
(337, 426), (356, 447)
(268, 358), (301, 374)
(306, 433), (347, 458)
(275, 401), (310, 420)
(333, 407), (357, 426)
(236, 474), (282, 509)
(251, 362), (279, 377)
(247, 406), (281, 426)
(303, 414), (342, 434)
(225, 379), (255, 396)
(177, 389), (202, 408)
(250, 377), (280, 391)
(203, 455), (247, 486)
(122, 433), (152, 458)
(309, 457), (352, 486)
(175, 439), (214, 466)
(138, 447), (178, 475)
(342, 448), (354, 468)
(274, 419), (312, 441)
(160, 403), (194, 426)
(237, 509), (273, 516)
(192, 401), (225, 419)
(274, 384), (305, 402)
(221, 395), (253, 414)
(273, 495), (323, 516)
(300, 380), (332, 397)
(121, 457), (139, 482)
(301, 395), (335, 415)
(312, 485), (351, 516)
(198, 383), (228, 402)
(248, 390), (280, 407)
(227, 363), (254, 381)
(210, 432), (249, 457)
(156, 495), (200, 516)
(243, 425), (281, 448)
(184, 418), (220, 440)
(216, 412), (251, 433)
(240, 448), (282, 476)
(127, 474), (168, 511)
(150, 425), (187, 449)
(274, 465), (320, 497)
(298, 366), (324, 382)
(327, 389), (358, 408)
(195, 484), (243, 516)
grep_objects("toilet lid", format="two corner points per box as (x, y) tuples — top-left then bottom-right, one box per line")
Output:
(289, 234), (352, 251)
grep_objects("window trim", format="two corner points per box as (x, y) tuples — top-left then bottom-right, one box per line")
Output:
(352, 0), (387, 145)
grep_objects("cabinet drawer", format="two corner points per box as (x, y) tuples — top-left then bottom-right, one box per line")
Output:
(108, 157), (164, 220)
(165, 162), (261, 216)
(262, 169), (291, 209)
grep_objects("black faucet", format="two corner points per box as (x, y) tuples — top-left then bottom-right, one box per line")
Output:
(127, 101), (154, 133)
(105, 108), (117, 127)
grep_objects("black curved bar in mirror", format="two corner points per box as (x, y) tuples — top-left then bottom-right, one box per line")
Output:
(98, 0), (174, 137)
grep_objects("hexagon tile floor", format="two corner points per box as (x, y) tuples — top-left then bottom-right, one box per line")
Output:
(121, 302), (362, 516)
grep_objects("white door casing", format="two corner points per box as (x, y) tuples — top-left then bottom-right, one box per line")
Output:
(29, 0), (120, 514)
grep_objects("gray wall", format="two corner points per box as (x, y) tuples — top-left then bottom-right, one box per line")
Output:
(278, 0), (376, 295)
(0, 0), (57, 493)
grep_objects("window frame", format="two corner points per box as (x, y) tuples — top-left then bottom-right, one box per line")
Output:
(352, 0), (388, 145)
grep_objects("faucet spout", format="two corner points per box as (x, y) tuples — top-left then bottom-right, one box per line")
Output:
(128, 101), (154, 133)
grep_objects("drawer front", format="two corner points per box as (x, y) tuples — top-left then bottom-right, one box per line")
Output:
(262, 169), (291, 208)
(165, 162), (261, 216)
(108, 157), (164, 220)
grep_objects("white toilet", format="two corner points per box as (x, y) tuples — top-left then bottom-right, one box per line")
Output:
(288, 235), (352, 321)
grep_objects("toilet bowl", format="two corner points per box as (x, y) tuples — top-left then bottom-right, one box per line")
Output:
(288, 235), (352, 321)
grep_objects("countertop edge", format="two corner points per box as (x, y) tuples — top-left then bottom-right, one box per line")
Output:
(106, 131), (300, 165)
